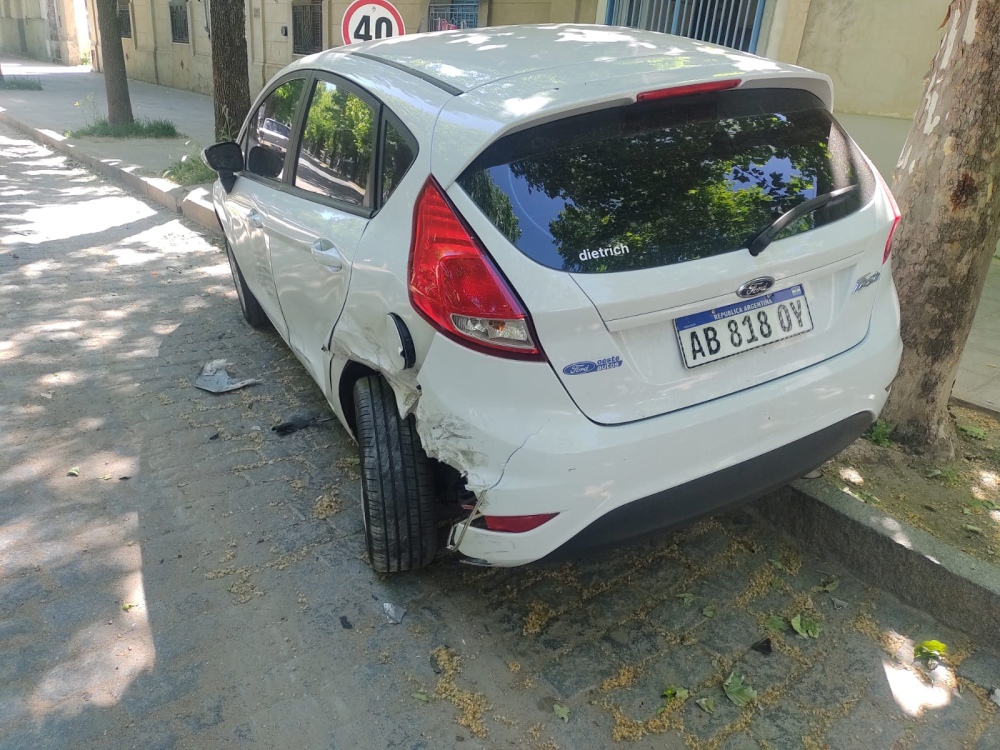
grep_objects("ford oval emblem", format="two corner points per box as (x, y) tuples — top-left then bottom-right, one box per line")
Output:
(563, 361), (598, 375)
(737, 277), (775, 298)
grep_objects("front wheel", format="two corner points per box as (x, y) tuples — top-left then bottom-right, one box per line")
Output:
(225, 239), (268, 329)
(353, 375), (437, 572)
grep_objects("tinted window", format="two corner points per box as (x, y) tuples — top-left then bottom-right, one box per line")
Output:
(294, 80), (375, 206)
(380, 118), (416, 206)
(458, 89), (875, 273)
(246, 79), (305, 181)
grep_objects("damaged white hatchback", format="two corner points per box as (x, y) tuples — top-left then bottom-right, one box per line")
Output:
(205, 24), (902, 572)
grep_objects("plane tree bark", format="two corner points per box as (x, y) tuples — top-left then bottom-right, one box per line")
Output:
(209, 0), (251, 140)
(94, 0), (134, 125)
(881, 0), (1000, 459)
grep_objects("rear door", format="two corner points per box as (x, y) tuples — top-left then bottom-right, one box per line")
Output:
(457, 87), (892, 424)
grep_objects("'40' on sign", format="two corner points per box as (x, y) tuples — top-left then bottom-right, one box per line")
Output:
(341, 0), (406, 45)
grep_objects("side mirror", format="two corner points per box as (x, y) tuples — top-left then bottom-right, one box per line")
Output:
(247, 146), (285, 180)
(202, 142), (243, 192)
(203, 141), (244, 172)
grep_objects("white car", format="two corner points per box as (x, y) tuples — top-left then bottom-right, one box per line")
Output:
(204, 24), (902, 572)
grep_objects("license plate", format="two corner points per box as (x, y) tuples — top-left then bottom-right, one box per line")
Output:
(674, 285), (813, 368)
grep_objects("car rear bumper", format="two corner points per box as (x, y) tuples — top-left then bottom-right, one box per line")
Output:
(415, 278), (902, 567)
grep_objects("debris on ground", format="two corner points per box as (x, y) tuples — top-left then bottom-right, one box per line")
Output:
(383, 602), (406, 624)
(271, 415), (335, 435)
(194, 359), (261, 394)
(751, 638), (772, 655)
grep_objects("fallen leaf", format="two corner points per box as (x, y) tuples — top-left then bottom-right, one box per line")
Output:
(411, 691), (430, 703)
(925, 469), (942, 479)
(791, 614), (820, 639)
(769, 559), (791, 573)
(661, 686), (689, 702)
(958, 423), (986, 440)
(914, 640), (948, 661)
(764, 615), (786, 632)
(553, 703), (570, 723)
(702, 605), (716, 618)
(831, 598), (849, 610)
(676, 593), (695, 606)
(67, 467), (80, 477)
(811, 576), (839, 593)
(723, 672), (757, 707)
(121, 602), (138, 612)
(695, 697), (715, 714)
(101, 474), (112, 481)
(964, 525), (984, 535)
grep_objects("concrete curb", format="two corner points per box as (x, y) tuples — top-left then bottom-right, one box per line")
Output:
(0, 110), (222, 237)
(755, 479), (1000, 650)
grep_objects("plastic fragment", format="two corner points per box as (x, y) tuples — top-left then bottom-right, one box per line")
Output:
(383, 602), (406, 624)
(194, 359), (261, 394)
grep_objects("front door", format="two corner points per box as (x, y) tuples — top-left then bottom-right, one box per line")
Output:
(266, 76), (378, 385)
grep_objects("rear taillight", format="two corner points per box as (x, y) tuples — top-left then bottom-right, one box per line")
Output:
(881, 182), (901, 264)
(483, 513), (558, 533)
(409, 178), (542, 359)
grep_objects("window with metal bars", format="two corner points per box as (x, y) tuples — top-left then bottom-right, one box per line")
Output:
(292, 0), (323, 55)
(609, 0), (767, 53)
(118, 0), (131, 38)
(169, 0), (189, 43)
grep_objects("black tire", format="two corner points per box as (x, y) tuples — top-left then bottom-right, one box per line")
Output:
(353, 375), (437, 572)
(225, 239), (268, 329)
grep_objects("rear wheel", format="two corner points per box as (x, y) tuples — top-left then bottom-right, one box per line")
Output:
(353, 375), (437, 572)
(225, 239), (268, 329)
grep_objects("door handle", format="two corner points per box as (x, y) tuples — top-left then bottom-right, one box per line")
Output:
(310, 238), (344, 271)
(247, 209), (264, 229)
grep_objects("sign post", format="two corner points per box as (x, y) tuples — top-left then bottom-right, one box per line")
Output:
(341, 0), (406, 45)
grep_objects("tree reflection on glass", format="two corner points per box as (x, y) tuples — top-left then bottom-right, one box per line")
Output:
(461, 90), (868, 274)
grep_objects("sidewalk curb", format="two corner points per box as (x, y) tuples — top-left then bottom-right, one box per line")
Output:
(0, 110), (222, 237)
(755, 479), (1000, 649)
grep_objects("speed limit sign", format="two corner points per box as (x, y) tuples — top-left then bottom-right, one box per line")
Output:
(341, 0), (405, 45)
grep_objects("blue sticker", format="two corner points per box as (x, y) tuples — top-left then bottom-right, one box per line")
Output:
(563, 356), (623, 375)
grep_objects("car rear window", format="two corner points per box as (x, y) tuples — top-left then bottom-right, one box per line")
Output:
(457, 88), (875, 273)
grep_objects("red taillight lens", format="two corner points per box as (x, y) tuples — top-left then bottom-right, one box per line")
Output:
(636, 78), (741, 103)
(882, 183), (901, 264)
(409, 178), (542, 359)
(483, 513), (558, 533)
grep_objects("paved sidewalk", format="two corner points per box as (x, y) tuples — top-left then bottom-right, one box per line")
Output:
(1, 54), (998, 413)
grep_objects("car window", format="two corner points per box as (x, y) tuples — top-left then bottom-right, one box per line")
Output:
(294, 80), (375, 206)
(458, 89), (876, 273)
(246, 79), (305, 181)
(380, 117), (416, 206)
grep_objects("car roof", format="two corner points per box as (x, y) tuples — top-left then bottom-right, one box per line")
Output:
(299, 24), (818, 96)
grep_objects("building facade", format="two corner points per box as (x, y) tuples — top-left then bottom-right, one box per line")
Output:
(0, 0), (90, 64)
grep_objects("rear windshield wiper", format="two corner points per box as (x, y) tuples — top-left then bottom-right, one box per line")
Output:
(745, 185), (859, 257)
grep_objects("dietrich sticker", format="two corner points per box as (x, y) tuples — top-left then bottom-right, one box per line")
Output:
(579, 243), (629, 262)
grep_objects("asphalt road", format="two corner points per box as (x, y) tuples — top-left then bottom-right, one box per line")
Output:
(2, 124), (998, 750)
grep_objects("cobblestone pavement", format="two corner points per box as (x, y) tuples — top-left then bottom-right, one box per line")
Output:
(2, 125), (999, 750)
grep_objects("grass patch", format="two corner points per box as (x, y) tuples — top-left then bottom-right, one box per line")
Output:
(69, 117), (179, 139)
(163, 154), (216, 186)
(0, 76), (42, 91)
(865, 418), (894, 447)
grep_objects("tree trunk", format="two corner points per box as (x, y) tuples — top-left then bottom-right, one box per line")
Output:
(94, 0), (134, 125)
(882, 0), (1000, 458)
(0, 63), (5, 84)
(209, 0), (251, 141)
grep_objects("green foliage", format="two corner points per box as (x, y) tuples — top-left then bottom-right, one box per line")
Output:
(866, 419), (894, 447)
(913, 640), (947, 661)
(69, 118), (179, 138)
(723, 672), (757, 707)
(552, 703), (569, 722)
(695, 697), (715, 714)
(675, 593), (695, 606)
(164, 154), (216, 186)
(791, 614), (820, 639)
(0, 76), (42, 90)
(298, 81), (374, 190)
(958, 423), (987, 440)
